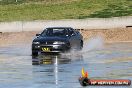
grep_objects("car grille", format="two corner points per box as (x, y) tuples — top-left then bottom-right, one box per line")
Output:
(41, 41), (54, 45)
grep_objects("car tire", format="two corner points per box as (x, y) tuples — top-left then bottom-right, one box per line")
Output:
(32, 51), (38, 56)
(80, 41), (83, 50)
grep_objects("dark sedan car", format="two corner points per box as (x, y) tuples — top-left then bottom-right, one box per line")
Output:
(32, 27), (83, 55)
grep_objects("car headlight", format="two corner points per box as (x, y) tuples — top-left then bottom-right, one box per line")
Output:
(53, 41), (65, 44)
(32, 42), (40, 44)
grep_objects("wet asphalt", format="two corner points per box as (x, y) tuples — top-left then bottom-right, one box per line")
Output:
(0, 43), (132, 88)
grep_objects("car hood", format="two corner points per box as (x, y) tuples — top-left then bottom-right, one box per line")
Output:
(33, 36), (68, 42)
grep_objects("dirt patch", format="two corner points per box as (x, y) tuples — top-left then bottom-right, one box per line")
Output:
(0, 31), (40, 46)
(81, 28), (132, 43)
(0, 28), (132, 47)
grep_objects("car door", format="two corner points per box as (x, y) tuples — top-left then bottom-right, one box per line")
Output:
(74, 30), (82, 47)
(68, 29), (80, 49)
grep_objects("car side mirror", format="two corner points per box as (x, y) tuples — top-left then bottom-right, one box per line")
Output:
(36, 34), (40, 36)
(70, 31), (75, 36)
(71, 33), (76, 36)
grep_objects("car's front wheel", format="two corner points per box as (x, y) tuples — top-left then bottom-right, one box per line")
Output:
(80, 41), (83, 50)
(32, 50), (38, 56)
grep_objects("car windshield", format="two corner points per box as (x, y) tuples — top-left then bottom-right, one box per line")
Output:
(41, 28), (67, 37)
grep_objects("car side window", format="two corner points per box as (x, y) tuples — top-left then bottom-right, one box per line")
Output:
(69, 28), (76, 36)
(65, 29), (69, 35)
(41, 29), (47, 36)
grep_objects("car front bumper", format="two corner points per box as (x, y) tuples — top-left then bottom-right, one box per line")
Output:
(32, 44), (70, 53)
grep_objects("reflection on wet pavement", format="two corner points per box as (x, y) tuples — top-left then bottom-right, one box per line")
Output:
(32, 53), (84, 88)
(0, 43), (132, 88)
(32, 55), (72, 65)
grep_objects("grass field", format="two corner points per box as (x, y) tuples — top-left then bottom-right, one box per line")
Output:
(0, 0), (132, 21)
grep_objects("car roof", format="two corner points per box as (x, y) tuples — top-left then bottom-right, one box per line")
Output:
(46, 27), (73, 29)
